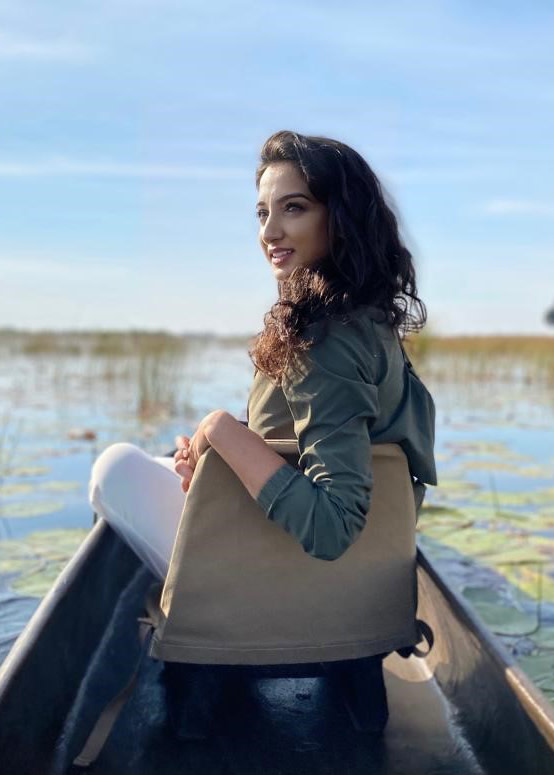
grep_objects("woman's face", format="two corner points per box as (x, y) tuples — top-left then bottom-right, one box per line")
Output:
(256, 161), (329, 280)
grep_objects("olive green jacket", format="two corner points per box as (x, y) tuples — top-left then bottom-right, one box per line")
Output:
(247, 305), (437, 561)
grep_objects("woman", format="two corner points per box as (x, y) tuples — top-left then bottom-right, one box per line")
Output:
(88, 129), (436, 738)
(89, 128), (436, 580)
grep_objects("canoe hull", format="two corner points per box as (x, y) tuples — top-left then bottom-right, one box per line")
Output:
(1, 520), (553, 775)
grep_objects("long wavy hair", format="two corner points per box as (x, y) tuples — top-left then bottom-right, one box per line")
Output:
(249, 130), (427, 383)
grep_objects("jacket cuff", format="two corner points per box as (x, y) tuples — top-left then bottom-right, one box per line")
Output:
(256, 463), (300, 515)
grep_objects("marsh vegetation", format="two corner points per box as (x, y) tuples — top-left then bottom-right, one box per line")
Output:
(0, 328), (553, 698)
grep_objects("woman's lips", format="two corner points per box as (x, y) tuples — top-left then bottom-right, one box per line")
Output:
(271, 249), (294, 265)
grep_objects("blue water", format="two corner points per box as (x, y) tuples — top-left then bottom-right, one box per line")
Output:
(1, 344), (553, 675)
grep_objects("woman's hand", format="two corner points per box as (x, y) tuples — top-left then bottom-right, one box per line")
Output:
(173, 410), (227, 493)
(173, 435), (192, 493)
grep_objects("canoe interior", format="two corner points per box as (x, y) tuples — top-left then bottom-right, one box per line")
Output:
(0, 520), (553, 775)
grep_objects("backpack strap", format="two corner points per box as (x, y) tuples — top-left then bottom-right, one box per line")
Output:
(72, 583), (162, 768)
(395, 328), (415, 370)
(396, 619), (434, 660)
(392, 335), (435, 659)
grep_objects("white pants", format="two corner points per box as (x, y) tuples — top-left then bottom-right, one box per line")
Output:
(88, 443), (186, 581)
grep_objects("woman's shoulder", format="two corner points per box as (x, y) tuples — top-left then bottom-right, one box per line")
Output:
(293, 305), (397, 384)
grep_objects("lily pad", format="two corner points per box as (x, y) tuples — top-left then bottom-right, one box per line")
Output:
(9, 465), (50, 478)
(518, 654), (554, 693)
(470, 601), (538, 635)
(0, 500), (65, 518)
(455, 460), (554, 479)
(459, 461), (523, 473)
(0, 483), (34, 497)
(462, 585), (501, 605)
(474, 488), (554, 508)
(518, 465), (554, 479)
(0, 528), (88, 596)
(497, 562), (554, 602)
(39, 480), (81, 492)
(443, 441), (530, 460)
(531, 628), (554, 649)
(428, 479), (482, 506)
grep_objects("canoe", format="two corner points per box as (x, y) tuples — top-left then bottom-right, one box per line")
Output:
(1, 519), (554, 775)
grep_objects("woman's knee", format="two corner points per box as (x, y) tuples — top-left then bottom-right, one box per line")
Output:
(89, 442), (145, 506)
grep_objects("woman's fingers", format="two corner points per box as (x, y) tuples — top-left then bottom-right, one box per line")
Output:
(174, 435), (191, 463)
(175, 460), (194, 494)
(173, 435), (197, 493)
(174, 459), (193, 476)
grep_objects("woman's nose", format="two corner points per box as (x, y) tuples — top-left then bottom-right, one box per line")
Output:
(261, 212), (284, 244)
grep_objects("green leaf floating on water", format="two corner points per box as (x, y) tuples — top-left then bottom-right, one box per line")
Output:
(443, 441), (531, 460)
(420, 505), (464, 517)
(0, 483), (35, 497)
(0, 528), (89, 596)
(469, 601), (538, 635)
(0, 480), (81, 498)
(427, 479), (483, 506)
(0, 500), (65, 518)
(8, 465), (50, 477)
(39, 480), (81, 492)
(474, 488), (554, 508)
(420, 502), (554, 601)
(532, 628), (554, 649)
(452, 460), (553, 479)
(518, 654), (554, 694)
(462, 585), (501, 605)
(459, 461), (526, 473)
(537, 508), (554, 526)
(434, 479), (482, 493)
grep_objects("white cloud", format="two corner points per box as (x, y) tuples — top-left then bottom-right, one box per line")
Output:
(0, 254), (130, 278)
(0, 32), (94, 61)
(482, 199), (554, 217)
(383, 164), (512, 187)
(0, 158), (250, 180)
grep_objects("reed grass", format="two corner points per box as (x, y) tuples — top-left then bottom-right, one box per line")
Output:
(134, 352), (182, 419)
(0, 328), (256, 357)
(406, 334), (554, 384)
(0, 412), (23, 539)
(2, 328), (553, 401)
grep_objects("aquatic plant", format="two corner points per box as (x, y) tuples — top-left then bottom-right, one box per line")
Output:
(135, 352), (182, 419)
(0, 412), (24, 538)
(412, 335), (554, 386)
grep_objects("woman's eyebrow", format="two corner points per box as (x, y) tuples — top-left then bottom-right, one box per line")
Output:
(256, 193), (312, 207)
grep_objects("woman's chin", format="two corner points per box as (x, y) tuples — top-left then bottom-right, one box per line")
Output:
(271, 264), (295, 280)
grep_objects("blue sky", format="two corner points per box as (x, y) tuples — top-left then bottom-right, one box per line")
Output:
(1, 0), (553, 335)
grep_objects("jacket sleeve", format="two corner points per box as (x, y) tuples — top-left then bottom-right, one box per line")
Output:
(255, 322), (380, 561)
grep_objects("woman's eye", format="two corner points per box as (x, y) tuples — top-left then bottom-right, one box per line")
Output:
(256, 202), (303, 220)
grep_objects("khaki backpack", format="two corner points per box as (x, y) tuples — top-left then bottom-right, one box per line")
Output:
(74, 440), (430, 767)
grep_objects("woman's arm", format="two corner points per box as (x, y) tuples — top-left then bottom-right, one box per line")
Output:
(204, 412), (291, 499)
(252, 323), (380, 561)
(177, 324), (380, 561)
(174, 412), (290, 499)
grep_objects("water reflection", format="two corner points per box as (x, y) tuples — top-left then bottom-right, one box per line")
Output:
(0, 337), (553, 699)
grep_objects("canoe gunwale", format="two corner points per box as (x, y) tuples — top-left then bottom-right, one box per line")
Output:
(417, 547), (554, 750)
(0, 519), (108, 696)
(0, 519), (144, 773)
(1, 521), (554, 774)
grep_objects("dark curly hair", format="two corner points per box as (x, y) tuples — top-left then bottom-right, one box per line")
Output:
(249, 130), (427, 383)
